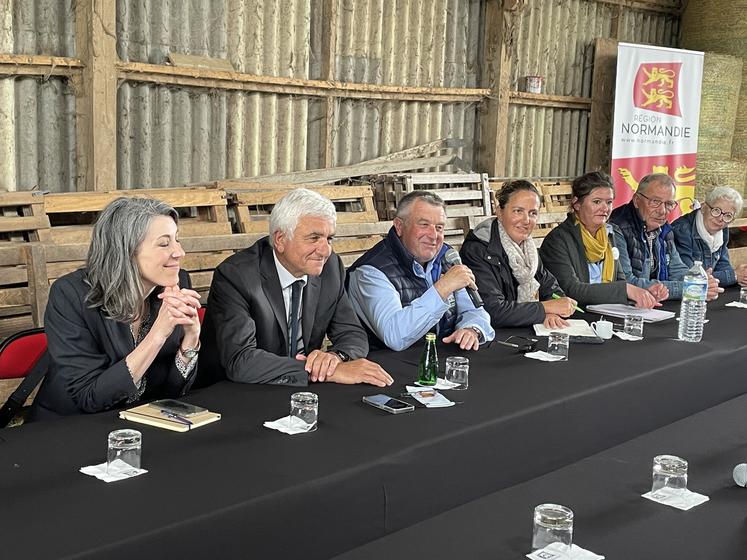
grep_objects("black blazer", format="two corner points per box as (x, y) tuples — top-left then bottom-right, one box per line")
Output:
(31, 269), (197, 420)
(460, 218), (563, 328)
(198, 237), (368, 387)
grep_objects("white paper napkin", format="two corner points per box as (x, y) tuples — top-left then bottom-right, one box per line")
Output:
(612, 331), (643, 341)
(264, 415), (316, 435)
(642, 486), (709, 510)
(526, 542), (605, 560)
(80, 459), (147, 483)
(414, 377), (460, 389)
(404, 387), (455, 408)
(524, 350), (566, 362)
(725, 301), (747, 309)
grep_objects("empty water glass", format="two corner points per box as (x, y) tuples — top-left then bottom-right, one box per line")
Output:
(290, 392), (318, 432)
(444, 356), (469, 390)
(532, 503), (573, 555)
(652, 455), (688, 493)
(624, 315), (644, 337)
(547, 332), (569, 360)
(107, 429), (142, 474)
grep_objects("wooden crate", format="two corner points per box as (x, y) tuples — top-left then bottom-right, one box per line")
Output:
(43, 188), (231, 243)
(538, 181), (573, 213)
(0, 192), (50, 242)
(0, 243), (47, 337)
(371, 172), (491, 221)
(226, 184), (378, 235)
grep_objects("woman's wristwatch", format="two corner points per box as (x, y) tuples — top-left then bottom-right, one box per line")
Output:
(329, 349), (351, 362)
(179, 344), (200, 360)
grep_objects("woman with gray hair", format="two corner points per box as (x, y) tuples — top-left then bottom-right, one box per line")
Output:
(672, 186), (747, 287)
(31, 197), (202, 420)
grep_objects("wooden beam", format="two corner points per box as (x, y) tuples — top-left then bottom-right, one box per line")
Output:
(0, 54), (83, 77)
(586, 38), (619, 174)
(478, 0), (512, 177)
(221, 154), (457, 185)
(117, 62), (490, 103)
(590, 0), (682, 15)
(365, 138), (466, 164)
(509, 91), (593, 111)
(74, 0), (118, 192)
(320, 0), (339, 168)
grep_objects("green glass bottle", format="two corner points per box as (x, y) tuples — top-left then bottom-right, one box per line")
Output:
(417, 333), (438, 386)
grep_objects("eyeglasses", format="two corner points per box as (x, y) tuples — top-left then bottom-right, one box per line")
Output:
(636, 191), (678, 211)
(704, 203), (735, 223)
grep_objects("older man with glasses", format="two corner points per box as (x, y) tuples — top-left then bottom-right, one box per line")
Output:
(609, 173), (722, 301)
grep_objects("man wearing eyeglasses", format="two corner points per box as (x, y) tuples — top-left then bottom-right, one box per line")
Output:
(610, 173), (722, 301)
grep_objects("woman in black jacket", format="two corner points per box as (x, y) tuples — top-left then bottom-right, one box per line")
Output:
(460, 180), (576, 329)
(31, 197), (202, 420)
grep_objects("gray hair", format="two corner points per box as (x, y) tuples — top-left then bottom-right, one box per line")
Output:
(395, 190), (446, 220)
(85, 197), (178, 322)
(268, 188), (337, 246)
(637, 173), (675, 195)
(705, 186), (743, 216)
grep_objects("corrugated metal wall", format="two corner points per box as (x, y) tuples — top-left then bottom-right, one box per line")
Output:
(1, 0), (685, 192)
(0, 0), (77, 192)
(116, 0), (481, 188)
(330, 0), (481, 169)
(506, 0), (680, 178)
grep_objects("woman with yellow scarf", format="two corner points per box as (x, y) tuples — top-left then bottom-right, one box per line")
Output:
(539, 172), (661, 308)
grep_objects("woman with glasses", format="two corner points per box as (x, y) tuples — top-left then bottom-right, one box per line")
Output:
(672, 186), (747, 287)
(539, 171), (663, 307)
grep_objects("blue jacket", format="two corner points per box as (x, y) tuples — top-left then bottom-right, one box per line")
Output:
(609, 200), (688, 299)
(671, 209), (737, 287)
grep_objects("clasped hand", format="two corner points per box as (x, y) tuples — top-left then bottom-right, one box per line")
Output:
(154, 285), (202, 341)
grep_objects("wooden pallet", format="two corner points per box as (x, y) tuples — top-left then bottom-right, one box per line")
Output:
(43, 188), (231, 243)
(0, 192), (50, 242)
(370, 172), (491, 221)
(225, 183), (378, 235)
(538, 181), (573, 213)
(0, 243), (47, 337)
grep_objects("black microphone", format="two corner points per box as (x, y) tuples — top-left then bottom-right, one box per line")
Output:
(443, 248), (484, 308)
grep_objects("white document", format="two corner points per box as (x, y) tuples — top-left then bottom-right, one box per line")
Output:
(586, 304), (675, 323)
(533, 319), (598, 338)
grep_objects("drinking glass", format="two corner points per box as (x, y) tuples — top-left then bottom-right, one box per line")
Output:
(290, 392), (318, 432)
(444, 356), (469, 390)
(547, 332), (569, 360)
(532, 503), (573, 555)
(740, 287), (747, 305)
(624, 315), (644, 337)
(107, 429), (142, 474)
(652, 455), (688, 493)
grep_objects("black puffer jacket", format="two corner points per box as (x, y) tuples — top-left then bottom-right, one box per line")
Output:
(459, 218), (563, 328)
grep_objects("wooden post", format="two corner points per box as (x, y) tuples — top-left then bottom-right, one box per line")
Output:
(24, 244), (48, 327)
(586, 38), (618, 174)
(320, 0), (339, 169)
(74, 0), (118, 191)
(479, 0), (512, 177)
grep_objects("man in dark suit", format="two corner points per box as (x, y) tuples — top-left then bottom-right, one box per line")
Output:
(199, 188), (393, 387)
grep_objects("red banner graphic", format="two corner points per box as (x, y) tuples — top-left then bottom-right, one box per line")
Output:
(632, 62), (682, 117)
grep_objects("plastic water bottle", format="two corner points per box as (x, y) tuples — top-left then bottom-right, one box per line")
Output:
(677, 260), (708, 342)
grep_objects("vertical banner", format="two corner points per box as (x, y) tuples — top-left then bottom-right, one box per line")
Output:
(610, 43), (704, 217)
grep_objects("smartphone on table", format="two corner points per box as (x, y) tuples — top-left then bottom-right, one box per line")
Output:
(362, 394), (415, 414)
(149, 399), (206, 417)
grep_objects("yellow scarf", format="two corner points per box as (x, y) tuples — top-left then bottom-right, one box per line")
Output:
(576, 218), (615, 283)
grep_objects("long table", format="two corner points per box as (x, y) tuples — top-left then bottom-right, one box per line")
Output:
(2, 289), (746, 559)
(332, 392), (747, 559)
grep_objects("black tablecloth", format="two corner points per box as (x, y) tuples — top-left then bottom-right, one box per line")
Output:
(1, 290), (745, 559)
(333, 392), (747, 560)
